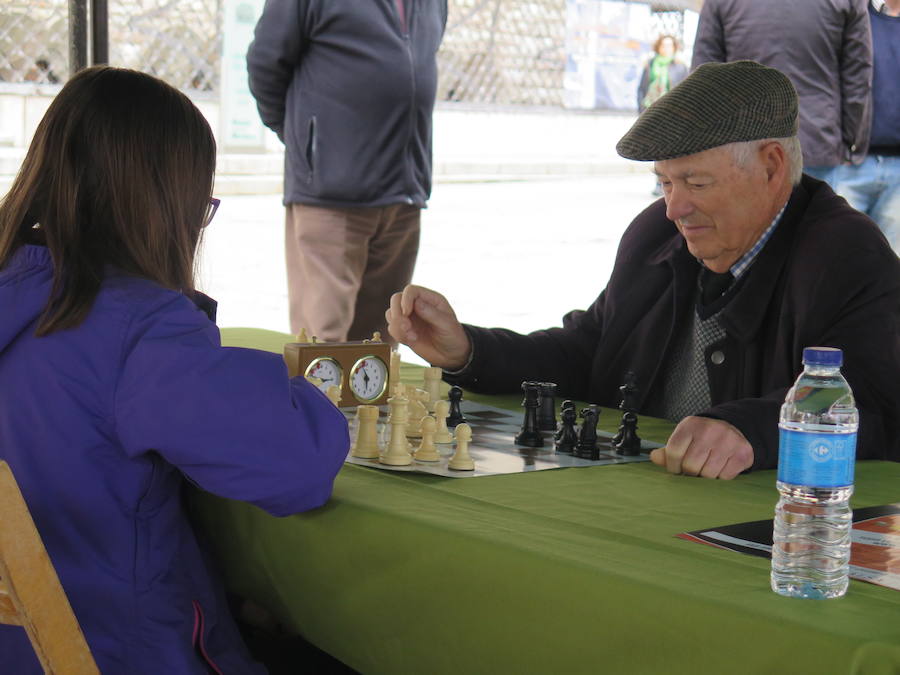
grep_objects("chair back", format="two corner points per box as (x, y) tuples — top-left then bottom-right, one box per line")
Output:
(0, 460), (99, 674)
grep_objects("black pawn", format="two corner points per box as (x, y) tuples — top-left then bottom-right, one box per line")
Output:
(574, 406), (600, 460)
(514, 382), (544, 448)
(446, 385), (467, 428)
(615, 411), (642, 456)
(537, 382), (558, 432)
(554, 404), (578, 454)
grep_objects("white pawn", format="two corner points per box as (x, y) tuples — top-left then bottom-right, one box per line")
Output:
(326, 384), (342, 407)
(423, 367), (442, 412)
(351, 405), (380, 459)
(433, 399), (454, 444)
(448, 423), (474, 471)
(414, 416), (440, 462)
(406, 388), (429, 438)
(381, 390), (412, 466)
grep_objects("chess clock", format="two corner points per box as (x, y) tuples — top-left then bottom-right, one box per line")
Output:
(284, 332), (393, 407)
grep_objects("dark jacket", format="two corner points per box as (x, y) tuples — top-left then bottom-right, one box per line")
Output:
(637, 57), (689, 112)
(691, 0), (873, 168)
(247, 0), (448, 208)
(0, 246), (349, 673)
(446, 177), (900, 471)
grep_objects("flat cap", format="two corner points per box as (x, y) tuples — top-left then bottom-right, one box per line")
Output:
(616, 60), (799, 161)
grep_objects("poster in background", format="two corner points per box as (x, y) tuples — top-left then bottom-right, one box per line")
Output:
(564, 0), (652, 111)
(220, 0), (266, 151)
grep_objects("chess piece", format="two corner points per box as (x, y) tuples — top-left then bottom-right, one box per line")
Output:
(612, 373), (639, 447)
(372, 331), (382, 342)
(574, 406), (600, 460)
(514, 381), (544, 448)
(296, 328), (309, 343)
(423, 367), (442, 412)
(351, 405), (380, 459)
(305, 375), (323, 388)
(414, 416), (440, 462)
(554, 403), (578, 454)
(537, 382), (558, 432)
(389, 349), (401, 394)
(446, 385), (467, 428)
(381, 391), (412, 466)
(615, 411), (642, 456)
(406, 388), (429, 438)
(448, 423), (474, 471)
(326, 384), (342, 407)
(433, 399), (454, 444)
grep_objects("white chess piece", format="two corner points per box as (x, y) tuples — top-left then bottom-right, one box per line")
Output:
(406, 388), (429, 438)
(296, 328), (309, 343)
(326, 384), (342, 407)
(423, 367), (442, 412)
(389, 349), (401, 393)
(414, 416), (440, 462)
(433, 399), (453, 444)
(448, 423), (474, 471)
(381, 391), (412, 466)
(351, 405), (380, 459)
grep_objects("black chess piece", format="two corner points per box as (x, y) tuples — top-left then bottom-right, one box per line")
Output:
(613, 372), (640, 447)
(537, 382), (558, 432)
(446, 385), (467, 428)
(615, 411), (642, 456)
(554, 404), (578, 454)
(514, 382), (545, 448)
(574, 406), (600, 460)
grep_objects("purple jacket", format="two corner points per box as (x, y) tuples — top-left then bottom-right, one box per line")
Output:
(0, 245), (349, 673)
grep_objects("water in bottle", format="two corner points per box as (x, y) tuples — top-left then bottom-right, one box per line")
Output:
(771, 346), (858, 599)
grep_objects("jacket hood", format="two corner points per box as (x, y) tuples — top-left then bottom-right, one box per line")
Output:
(0, 245), (55, 352)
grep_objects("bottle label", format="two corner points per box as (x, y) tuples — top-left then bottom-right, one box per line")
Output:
(777, 428), (856, 487)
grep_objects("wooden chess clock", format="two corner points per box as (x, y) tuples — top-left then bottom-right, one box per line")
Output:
(283, 331), (394, 407)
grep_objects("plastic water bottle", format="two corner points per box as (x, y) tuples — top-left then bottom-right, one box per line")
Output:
(771, 347), (858, 599)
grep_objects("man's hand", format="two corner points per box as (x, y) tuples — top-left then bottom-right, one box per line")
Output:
(650, 416), (753, 480)
(385, 285), (472, 370)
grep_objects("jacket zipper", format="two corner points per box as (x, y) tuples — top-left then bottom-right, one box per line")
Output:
(192, 600), (224, 675)
(401, 2), (417, 204)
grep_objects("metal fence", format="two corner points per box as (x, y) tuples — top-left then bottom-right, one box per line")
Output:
(0, 0), (695, 105)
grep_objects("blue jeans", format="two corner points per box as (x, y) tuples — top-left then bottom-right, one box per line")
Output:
(804, 165), (838, 186)
(832, 155), (900, 254)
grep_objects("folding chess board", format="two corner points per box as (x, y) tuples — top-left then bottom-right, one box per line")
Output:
(343, 400), (660, 478)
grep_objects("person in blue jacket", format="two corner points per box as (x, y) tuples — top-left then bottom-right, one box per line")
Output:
(0, 66), (350, 674)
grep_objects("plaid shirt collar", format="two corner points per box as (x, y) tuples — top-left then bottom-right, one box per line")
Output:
(726, 200), (788, 280)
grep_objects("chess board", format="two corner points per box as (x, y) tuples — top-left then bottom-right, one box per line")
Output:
(343, 400), (660, 478)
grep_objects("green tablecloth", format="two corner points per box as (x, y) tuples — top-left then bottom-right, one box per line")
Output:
(191, 328), (900, 675)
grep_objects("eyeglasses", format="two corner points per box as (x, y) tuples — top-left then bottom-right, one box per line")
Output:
(204, 197), (221, 228)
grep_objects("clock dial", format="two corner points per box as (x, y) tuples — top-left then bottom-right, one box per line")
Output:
(349, 355), (388, 403)
(304, 357), (343, 392)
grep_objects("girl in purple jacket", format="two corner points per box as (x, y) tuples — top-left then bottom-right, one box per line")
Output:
(0, 66), (349, 674)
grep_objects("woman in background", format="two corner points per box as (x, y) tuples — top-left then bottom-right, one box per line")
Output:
(0, 66), (349, 674)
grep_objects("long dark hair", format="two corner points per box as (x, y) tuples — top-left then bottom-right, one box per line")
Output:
(0, 66), (216, 335)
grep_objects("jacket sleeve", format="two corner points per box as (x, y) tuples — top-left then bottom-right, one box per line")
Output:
(246, 0), (310, 139)
(114, 293), (349, 517)
(690, 0), (726, 69)
(839, 0), (873, 163)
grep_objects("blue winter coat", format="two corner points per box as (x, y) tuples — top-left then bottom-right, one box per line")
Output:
(0, 245), (350, 673)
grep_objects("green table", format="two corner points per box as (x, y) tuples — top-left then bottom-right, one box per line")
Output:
(192, 328), (900, 675)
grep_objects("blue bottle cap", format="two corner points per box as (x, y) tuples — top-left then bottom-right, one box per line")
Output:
(802, 346), (843, 367)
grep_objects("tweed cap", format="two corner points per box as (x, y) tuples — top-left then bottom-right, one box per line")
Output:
(616, 60), (799, 161)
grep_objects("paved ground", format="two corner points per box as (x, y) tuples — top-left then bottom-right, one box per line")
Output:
(197, 172), (662, 364)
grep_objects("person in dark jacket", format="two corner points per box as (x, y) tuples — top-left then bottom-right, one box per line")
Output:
(384, 61), (900, 481)
(691, 0), (873, 186)
(0, 66), (350, 674)
(637, 34), (689, 114)
(247, 0), (448, 343)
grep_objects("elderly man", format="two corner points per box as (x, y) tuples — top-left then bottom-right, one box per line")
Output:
(386, 61), (900, 480)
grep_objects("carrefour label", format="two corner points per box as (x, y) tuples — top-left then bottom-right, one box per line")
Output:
(777, 427), (856, 487)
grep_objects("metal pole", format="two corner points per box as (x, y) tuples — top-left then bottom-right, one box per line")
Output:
(68, 0), (88, 76)
(91, 0), (109, 65)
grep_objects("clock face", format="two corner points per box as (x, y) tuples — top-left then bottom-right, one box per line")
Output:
(304, 357), (343, 392)
(349, 355), (388, 403)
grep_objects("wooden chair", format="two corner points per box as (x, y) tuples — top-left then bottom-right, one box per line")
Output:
(0, 460), (99, 674)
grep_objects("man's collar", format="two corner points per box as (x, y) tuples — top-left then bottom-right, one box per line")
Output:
(728, 200), (789, 279)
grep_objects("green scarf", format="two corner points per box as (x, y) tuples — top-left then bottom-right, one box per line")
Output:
(642, 55), (675, 110)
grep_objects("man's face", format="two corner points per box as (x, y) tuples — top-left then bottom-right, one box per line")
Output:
(654, 146), (774, 273)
